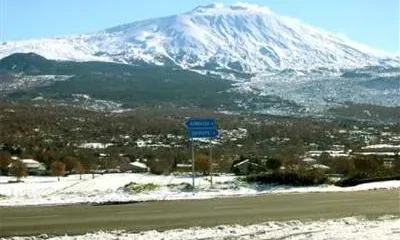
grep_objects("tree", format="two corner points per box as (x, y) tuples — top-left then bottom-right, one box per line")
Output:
(35, 149), (59, 169)
(196, 154), (211, 176)
(318, 152), (331, 166)
(277, 145), (304, 167)
(77, 153), (96, 179)
(330, 158), (355, 176)
(354, 156), (381, 176)
(51, 161), (66, 181)
(149, 158), (172, 175)
(218, 153), (236, 173)
(266, 158), (281, 172)
(103, 154), (122, 170)
(75, 161), (85, 180)
(64, 156), (79, 173)
(0, 153), (11, 174)
(393, 155), (400, 175)
(10, 160), (28, 181)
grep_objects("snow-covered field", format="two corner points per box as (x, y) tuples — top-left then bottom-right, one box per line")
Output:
(1, 173), (400, 206)
(4, 216), (400, 240)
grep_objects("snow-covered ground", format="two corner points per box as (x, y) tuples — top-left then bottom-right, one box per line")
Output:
(0, 173), (400, 206)
(4, 216), (400, 240)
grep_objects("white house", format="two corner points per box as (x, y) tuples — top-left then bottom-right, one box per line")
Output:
(128, 161), (149, 173)
(302, 157), (317, 163)
(311, 164), (330, 170)
(8, 158), (47, 175)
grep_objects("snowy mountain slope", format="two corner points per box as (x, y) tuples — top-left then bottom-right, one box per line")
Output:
(1, 2), (398, 74)
(0, 37), (113, 62)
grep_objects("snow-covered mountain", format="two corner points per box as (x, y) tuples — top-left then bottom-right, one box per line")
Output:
(1, 2), (399, 74)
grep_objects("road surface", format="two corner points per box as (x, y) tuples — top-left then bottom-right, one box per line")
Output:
(0, 190), (399, 237)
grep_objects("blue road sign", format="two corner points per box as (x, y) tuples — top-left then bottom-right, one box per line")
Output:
(185, 118), (216, 129)
(188, 128), (219, 139)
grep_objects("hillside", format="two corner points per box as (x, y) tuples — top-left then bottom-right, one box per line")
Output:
(1, 53), (399, 121)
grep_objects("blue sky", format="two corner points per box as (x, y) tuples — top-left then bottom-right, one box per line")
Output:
(0, 0), (398, 53)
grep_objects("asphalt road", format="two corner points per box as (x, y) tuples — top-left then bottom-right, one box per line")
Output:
(0, 190), (399, 237)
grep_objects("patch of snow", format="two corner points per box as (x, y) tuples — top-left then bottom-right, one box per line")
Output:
(5, 216), (400, 240)
(72, 94), (91, 100)
(32, 96), (45, 101)
(110, 108), (134, 114)
(129, 161), (148, 169)
(233, 159), (250, 167)
(362, 144), (400, 149)
(312, 164), (330, 169)
(306, 150), (350, 157)
(176, 164), (192, 168)
(78, 143), (114, 149)
(355, 152), (399, 156)
(302, 157), (317, 163)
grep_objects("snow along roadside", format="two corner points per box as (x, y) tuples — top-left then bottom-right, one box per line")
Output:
(3, 215), (400, 240)
(1, 173), (400, 207)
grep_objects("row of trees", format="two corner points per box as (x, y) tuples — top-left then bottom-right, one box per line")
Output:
(8, 160), (76, 182)
(322, 155), (400, 178)
(233, 152), (400, 179)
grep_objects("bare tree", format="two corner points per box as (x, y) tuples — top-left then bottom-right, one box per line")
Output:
(75, 161), (85, 180)
(196, 153), (211, 176)
(10, 160), (28, 181)
(51, 161), (66, 181)
(77, 153), (96, 179)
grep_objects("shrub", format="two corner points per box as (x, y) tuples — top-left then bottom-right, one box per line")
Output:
(122, 182), (159, 193)
(265, 158), (281, 172)
(329, 158), (356, 176)
(149, 158), (172, 175)
(353, 157), (382, 176)
(245, 170), (327, 186)
(166, 183), (194, 192)
(195, 154), (211, 176)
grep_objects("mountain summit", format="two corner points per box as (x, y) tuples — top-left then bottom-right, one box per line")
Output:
(1, 3), (398, 74)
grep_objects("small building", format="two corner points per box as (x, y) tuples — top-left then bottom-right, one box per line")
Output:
(8, 159), (47, 175)
(120, 160), (149, 173)
(98, 153), (109, 158)
(232, 159), (260, 175)
(326, 173), (345, 182)
(311, 164), (330, 171)
(175, 163), (192, 172)
(130, 161), (149, 173)
(332, 145), (345, 151)
(302, 157), (317, 163)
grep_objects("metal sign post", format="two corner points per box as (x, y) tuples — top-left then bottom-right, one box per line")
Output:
(209, 140), (213, 188)
(192, 139), (195, 188)
(185, 118), (218, 189)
